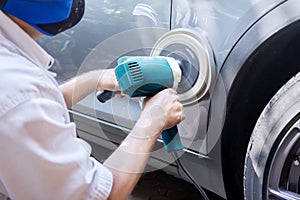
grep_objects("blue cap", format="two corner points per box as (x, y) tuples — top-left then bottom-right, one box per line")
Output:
(0, 0), (84, 35)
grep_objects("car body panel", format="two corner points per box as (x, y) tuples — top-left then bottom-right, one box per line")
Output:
(38, 0), (300, 198)
(219, 1), (300, 198)
(171, 0), (285, 68)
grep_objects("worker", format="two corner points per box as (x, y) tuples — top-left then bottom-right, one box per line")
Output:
(0, 0), (185, 200)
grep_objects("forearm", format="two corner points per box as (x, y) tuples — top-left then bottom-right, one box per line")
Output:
(59, 70), (100, 108)
(104, 119), (161, 200)
(103, 88), (183, 200)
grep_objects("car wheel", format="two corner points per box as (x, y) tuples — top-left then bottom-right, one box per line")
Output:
(244, 73), (300, 200)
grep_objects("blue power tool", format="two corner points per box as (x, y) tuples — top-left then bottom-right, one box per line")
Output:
(97, 56), (184, 153)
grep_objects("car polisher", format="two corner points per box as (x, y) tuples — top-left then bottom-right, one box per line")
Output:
(96, 56), (184, 153)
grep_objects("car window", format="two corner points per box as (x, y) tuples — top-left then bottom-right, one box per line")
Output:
(38, 0), (171, 84)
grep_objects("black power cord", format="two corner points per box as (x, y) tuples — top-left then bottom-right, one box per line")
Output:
(172, 152), (210, 200)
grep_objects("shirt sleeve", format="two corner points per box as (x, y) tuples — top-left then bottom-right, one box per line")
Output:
(0, 97), (113, 200)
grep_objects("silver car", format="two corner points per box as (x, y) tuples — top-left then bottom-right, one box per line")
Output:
(39, 0), (300, 199)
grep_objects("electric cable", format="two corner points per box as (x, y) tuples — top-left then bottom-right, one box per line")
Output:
(172, 152), (210, 200)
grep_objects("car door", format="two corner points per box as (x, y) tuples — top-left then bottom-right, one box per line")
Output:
(38, 0), (174, 161)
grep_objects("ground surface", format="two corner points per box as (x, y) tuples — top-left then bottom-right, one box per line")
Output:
(129, 170), (225, 200)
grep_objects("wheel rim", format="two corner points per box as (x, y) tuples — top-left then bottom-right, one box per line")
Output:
(265, 118), (300, 200)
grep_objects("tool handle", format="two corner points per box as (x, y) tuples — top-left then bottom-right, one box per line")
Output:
(96, 90), (114, 103)
(161, 126), (184, 153)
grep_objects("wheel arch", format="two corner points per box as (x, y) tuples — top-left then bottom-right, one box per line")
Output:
(218, 1), (300, 199)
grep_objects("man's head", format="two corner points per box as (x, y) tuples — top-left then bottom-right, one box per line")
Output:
(0, 0), (85, 36)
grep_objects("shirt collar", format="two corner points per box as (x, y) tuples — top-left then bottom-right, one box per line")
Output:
(0, 11), (54, 69)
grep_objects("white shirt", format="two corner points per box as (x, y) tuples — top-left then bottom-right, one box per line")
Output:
(0, 11), (113, 200)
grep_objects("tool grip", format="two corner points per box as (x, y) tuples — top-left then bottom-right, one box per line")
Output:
(96, 90), (114, 103)
(161, 126), (184, 153)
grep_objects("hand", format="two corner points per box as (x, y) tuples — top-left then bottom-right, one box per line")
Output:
(136, 89), (185, 137)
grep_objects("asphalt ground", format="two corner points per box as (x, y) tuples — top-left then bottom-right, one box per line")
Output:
(88, 138), (225, 199)
(129, 170), (225, 200)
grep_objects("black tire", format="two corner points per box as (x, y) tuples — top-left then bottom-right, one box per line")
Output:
(244, 73), (300, 200)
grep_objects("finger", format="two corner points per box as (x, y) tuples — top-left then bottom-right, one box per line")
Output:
(176, 113), (185, 122)
(172, 101), (183, 111)
(114, 92), (126, 98)
(174, 114), (184, 125)
(181, 114), (185, 121)
(168, 88), (177, 94)
(170, 94), (179, 103)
